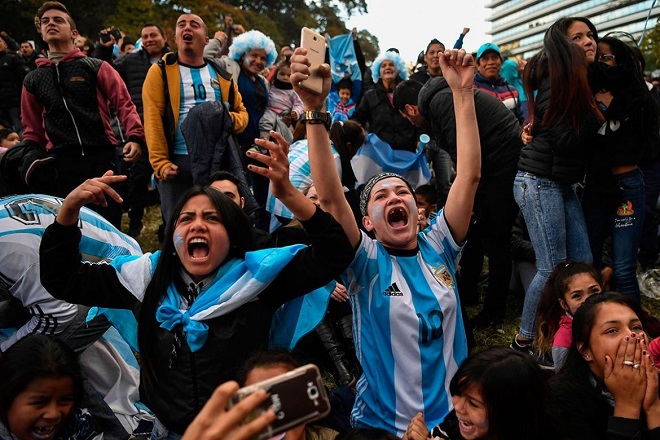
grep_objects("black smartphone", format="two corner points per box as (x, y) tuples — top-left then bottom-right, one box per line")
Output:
(110, 28), (122, 41)
(99, 32), (112, 44)
(229, 364), (331, 440)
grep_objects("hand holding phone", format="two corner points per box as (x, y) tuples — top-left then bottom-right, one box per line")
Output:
(182, 381), (276, 440)
(228, 364), (331, 440)
(299, 28), (326, 95)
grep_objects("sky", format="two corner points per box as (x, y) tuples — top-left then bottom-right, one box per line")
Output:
(344, 0), (493, 65)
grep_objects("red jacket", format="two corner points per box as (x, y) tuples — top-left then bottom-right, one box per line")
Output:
(21, 49), (144, 154)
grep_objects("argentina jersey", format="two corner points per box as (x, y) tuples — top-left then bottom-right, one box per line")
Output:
(174, 63), (223, 155)
(0, 194), (142, 351)
(342, 211), (468, 436)
(265, 140), (341, 220)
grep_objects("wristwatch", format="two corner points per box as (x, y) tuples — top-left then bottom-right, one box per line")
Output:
(302, 110), (332, 130)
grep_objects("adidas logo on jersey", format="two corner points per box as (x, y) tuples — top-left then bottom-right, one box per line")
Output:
(382, 283), (403, 296)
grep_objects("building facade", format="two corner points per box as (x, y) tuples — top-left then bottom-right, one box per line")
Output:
(488, 0), (660, 59)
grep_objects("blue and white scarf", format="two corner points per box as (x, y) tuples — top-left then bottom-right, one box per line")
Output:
(91, 244), (332, 352)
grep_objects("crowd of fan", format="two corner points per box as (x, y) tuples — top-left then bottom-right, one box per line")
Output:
(0, 2), (660, 439)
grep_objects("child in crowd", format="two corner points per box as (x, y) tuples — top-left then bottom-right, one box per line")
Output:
(0, 335), (102, 440)
(331, 79), (356, 123)
(535, 261), (602, 370)
(415, 184), (438, 221)
(238, 351), (339, 440)
(403, 347), (558, 440)
(0, 128), (20, 154)
(264, 60), (304, 131)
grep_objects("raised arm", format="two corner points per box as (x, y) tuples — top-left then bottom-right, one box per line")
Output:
(290, 47), (361, 248)
(246, 131), (316, 221)
(440, 49), (481, 243)
(55, 170), (126, 226)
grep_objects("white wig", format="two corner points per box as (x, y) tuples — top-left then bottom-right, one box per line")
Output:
(371, 50), (409, 83)
(228, 30), (278, 67)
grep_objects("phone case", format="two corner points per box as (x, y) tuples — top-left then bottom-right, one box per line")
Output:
(299, 27), (326, 94)
(229, 364), (331, 440)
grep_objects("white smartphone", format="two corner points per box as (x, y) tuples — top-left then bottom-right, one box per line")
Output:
(228, 364), (331, 440)
(299, 27), (326, 94)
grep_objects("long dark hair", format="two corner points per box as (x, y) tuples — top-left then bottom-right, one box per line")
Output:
(524, 17), (602, 133)
(596, 36), (658, 137)
(138, 186), (255, 389)
(329, 120), (364, 189)
(0, 335), (82, 430)
(449, 347), (551, 440)
(535, 261), (602, 354)
(556, 292), (644, 382)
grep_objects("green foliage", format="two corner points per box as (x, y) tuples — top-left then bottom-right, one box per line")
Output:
(356, 29), (379, 64)
(641, 20), (660, 73)
(0, 0), (374, 55)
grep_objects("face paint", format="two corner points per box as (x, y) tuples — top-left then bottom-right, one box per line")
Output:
(174, 232), (184, 249)
(406, 199), (417, 211)
(371, 204), (384, 222)
(243, 56), (253, 68)
(379, 181), (394, 188)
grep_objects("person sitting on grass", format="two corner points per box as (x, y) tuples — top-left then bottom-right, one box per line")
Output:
(534, 261), (602, 370)
(290, 46), (480, 436)
(38, 132), (354, 438)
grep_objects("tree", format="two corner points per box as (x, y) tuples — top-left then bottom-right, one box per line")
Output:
(0, 0), (377, 63)
(641, 20), (660, 74)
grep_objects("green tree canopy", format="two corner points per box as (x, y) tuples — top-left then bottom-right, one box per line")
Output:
(0, 0), (378, 61)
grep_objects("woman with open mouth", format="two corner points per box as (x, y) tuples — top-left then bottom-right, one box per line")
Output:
(292, 47), (480, 436)
(38, 135), (354, 439)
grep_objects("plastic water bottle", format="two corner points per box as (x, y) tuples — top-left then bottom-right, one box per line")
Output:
(418, 134), (430, 151)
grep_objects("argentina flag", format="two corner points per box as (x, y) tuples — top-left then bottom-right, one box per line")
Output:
(351, 133), (431, 189)
(327, 33), (362, 117)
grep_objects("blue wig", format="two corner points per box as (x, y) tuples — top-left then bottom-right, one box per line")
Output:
(228, 30), (278, 67)
(371, 51), (409, 83)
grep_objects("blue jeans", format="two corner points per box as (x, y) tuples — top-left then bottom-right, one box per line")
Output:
(582, 168), (645, 301)
(639, 160), (660, 269)
(513, 171), (592, 338)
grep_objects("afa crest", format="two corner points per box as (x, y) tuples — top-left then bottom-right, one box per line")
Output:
(433, 264), (454, 287)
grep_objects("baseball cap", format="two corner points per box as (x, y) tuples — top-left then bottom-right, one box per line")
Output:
(476, 42), (501, 60)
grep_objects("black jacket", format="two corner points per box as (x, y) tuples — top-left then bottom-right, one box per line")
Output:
(418, 76), (522, 178)
(550, 372), (660, 440)
(586, 63), (659, 192)
(180, 100), (259, 215)
(39, 207), (354, 436)
(95, 45), (169, 118)
(0, 50), (30, 108)
(352, 80), (418, 152)
(517, 78), (598, 183)
(409, 66), (441, 85)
